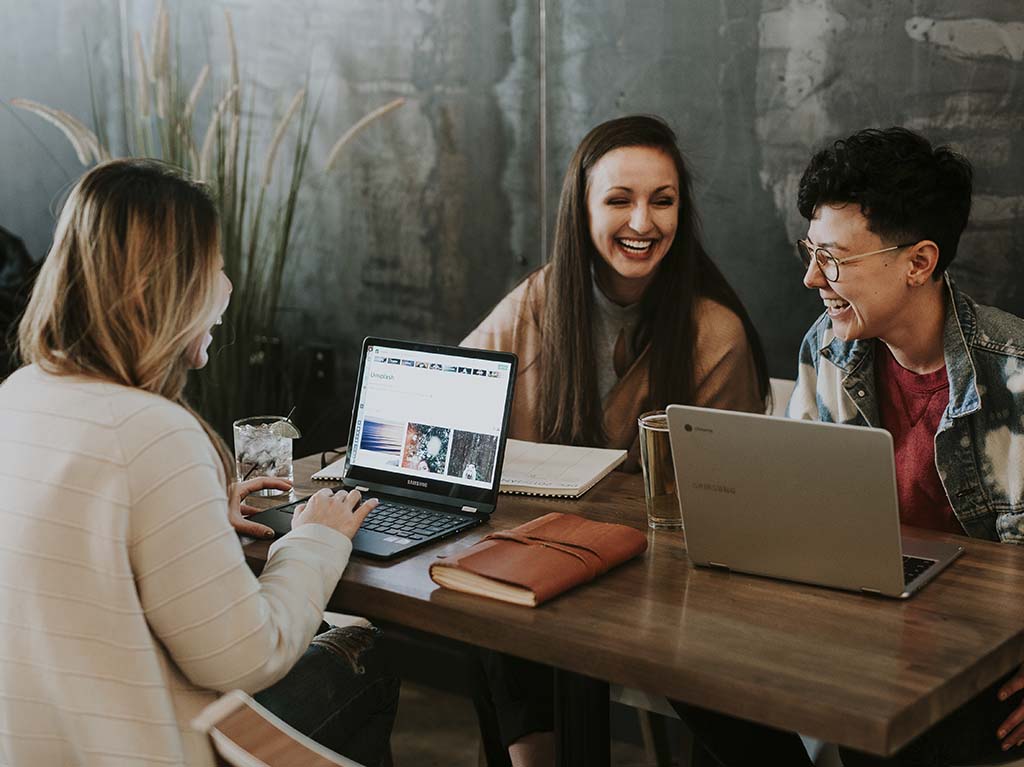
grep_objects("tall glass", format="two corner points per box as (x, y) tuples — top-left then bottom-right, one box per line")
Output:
(638, 411), (681, 530)
(232, 416), (294, 496)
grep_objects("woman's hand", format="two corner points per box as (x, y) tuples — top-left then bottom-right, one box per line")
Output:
(997, 664), (1024, 750)
(292, 487), (378, 540)
(228, 477), (293, 538)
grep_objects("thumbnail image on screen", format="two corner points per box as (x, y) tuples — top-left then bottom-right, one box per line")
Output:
(401, 423), (452, 475)
(356, 420), (405, 470)
(446, 430), (498, 483)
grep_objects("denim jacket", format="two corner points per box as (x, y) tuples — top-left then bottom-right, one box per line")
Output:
(787, 277), (1024, 544)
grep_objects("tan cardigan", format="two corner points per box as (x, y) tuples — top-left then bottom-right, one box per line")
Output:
(463, 267), (764, 470)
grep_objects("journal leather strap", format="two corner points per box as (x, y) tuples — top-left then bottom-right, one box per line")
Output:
(482, 530), (604, 579)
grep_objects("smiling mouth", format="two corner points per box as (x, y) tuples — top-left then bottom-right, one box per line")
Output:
(823, 297), (850, 316)
(617, 237), (656, 254)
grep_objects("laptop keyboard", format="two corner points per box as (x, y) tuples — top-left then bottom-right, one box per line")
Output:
(903, 555), (936, 584)
(360, 500), (469, 541)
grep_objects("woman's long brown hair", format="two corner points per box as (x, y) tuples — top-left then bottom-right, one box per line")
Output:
(538, 115), (769, 446)
(17, 159), (235, 485)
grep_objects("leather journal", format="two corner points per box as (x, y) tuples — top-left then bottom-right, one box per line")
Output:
(429, 512), (648, 606)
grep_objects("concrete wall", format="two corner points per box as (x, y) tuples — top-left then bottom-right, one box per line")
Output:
(2, 0), (1023, 442)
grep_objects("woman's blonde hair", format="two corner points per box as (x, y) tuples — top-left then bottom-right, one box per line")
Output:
(18, 158), (234, 484)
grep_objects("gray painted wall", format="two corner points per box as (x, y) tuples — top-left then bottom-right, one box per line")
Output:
(3, 0), (1023, 441)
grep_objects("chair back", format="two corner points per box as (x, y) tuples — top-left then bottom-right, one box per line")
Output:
(193, 690), (365, 767)
(767, 377), (796, 417)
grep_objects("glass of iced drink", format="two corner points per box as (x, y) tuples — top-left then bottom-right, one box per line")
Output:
(232, 416), (299, 496)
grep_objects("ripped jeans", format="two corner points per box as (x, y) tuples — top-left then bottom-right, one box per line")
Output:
(255, 623), (400, 767)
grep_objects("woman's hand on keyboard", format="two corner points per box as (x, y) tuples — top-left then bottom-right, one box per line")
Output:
(293, 488), (379, 540)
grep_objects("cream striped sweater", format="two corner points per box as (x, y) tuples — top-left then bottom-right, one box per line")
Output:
(0, 365), (353, 766)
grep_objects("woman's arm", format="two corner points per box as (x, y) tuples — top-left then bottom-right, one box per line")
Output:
(123, 402), (351, 694)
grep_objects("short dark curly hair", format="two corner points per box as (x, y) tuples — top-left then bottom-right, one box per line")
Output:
(797, 127), (973, 278)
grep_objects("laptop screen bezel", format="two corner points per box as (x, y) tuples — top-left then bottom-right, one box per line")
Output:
(342, 336), (518, 506)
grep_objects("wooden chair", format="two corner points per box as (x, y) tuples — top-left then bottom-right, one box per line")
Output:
(192, 689), (366, 767)
(191, 614), (374, 767)
(768, 376), (796, 417)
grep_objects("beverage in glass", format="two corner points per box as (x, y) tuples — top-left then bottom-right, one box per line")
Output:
(232, 416), (295, 496)
(638, 410), (681, 529)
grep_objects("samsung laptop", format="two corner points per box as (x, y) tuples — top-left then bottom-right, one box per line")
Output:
(251, 338), (517, 559)
(665, 405), (964, 598)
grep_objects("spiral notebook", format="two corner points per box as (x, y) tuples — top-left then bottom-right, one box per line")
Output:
(498, 439), (626, 498)
(312, 450), (348, 481)
(313, 440), (626, 498)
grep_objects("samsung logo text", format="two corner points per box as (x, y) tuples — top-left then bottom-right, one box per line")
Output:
(692, 481), (736, 495)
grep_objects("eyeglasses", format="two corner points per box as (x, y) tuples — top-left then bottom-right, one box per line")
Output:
(796, 240), (916, 282)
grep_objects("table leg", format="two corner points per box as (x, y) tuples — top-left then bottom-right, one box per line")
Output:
(553, 669), (609, 767)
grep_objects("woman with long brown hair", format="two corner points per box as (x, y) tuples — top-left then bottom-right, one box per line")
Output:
(466, 114), (768, 472)
(0, 159), (397, 767)
(464, 115), (769, 765)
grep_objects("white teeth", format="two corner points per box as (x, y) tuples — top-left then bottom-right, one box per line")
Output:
(619, 238), (653, 251)
(214, 316), (223, 326)
(823, 298), (849, 310)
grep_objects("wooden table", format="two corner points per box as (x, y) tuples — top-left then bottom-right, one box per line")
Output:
(244, 454), (1024, 760)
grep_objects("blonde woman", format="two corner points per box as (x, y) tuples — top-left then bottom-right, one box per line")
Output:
(0, 159), (397, 767)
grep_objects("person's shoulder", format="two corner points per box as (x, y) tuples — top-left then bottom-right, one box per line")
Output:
(692, 296), (745, 341)
(691, 296), (763, 361)
(967, 299), (1024, 359)
(0, 364), (173, 427)
(464, 265), (548, 348)
(85, 384), (210, 461)
(499, 265), (548, 315)
(116, 398), (220, 478)
(114, 392), (201, 433)
(0, 366), (210, 467)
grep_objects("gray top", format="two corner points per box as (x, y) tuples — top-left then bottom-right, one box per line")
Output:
(592, 277), (643, 401)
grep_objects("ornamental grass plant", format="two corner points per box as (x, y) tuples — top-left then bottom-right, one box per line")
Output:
(12, 4), (403, 437)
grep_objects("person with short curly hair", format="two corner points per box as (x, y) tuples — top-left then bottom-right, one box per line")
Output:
(789, 126), (1024, 765)
(676, 127), (1024, 766)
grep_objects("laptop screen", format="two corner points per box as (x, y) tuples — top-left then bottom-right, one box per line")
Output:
(344, 339), (517, 503)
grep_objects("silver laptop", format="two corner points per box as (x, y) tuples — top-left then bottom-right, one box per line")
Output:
(665, 405), (964, 598)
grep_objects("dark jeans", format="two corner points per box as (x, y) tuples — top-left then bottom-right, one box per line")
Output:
(475, 649), (554, 749)
(669, 700), (814, 766)
(255, 623), (400, 767)
(671, 669), (1024, 767)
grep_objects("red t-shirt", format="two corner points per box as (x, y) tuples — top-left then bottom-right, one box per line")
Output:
(875, 343), (963, 535)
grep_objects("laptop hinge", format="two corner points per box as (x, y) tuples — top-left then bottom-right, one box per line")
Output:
(707, 561), (730, 572)
(345, 480), (490, 514)
(860, 587), (882, 596)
